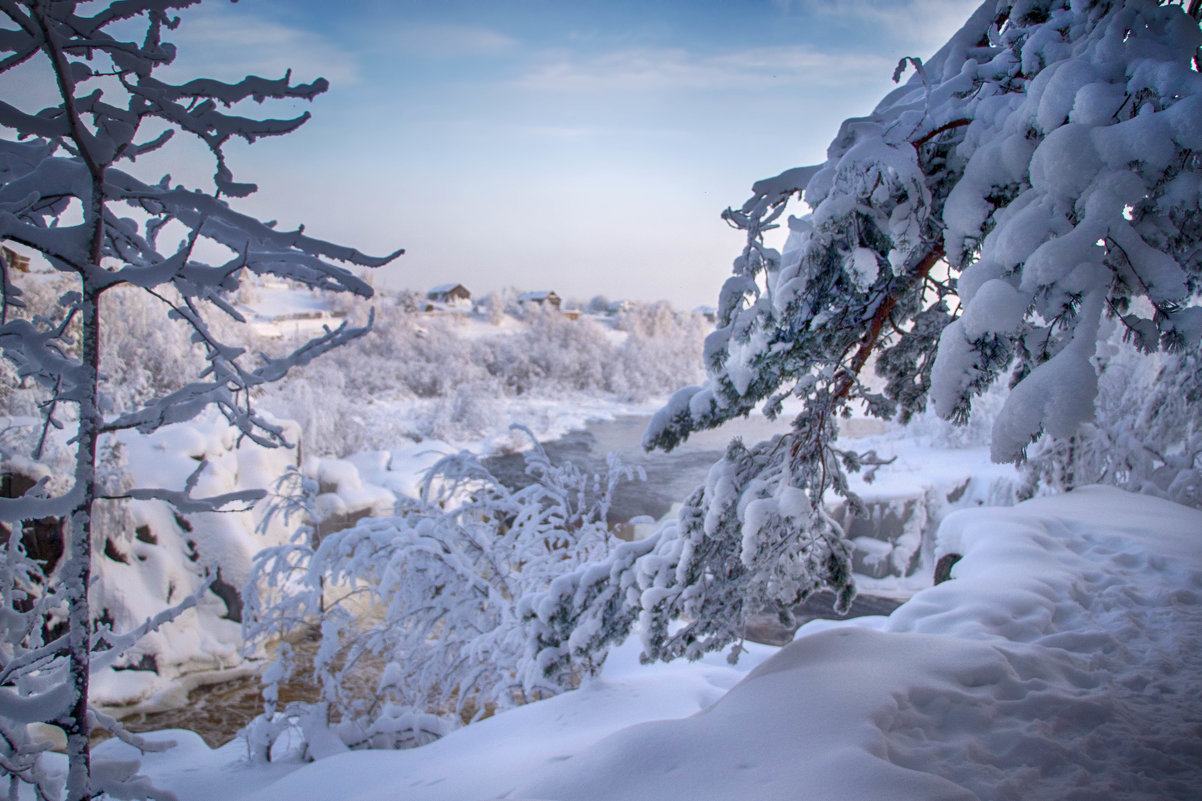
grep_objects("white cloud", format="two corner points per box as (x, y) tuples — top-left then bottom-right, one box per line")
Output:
(388, 23), (519, 58)
(776, 0), (981, 52)
(516, 45), (896, 94)
(163, 4), (358, 87)
(511, 1), (982, 98)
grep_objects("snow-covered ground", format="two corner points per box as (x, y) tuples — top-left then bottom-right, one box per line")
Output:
(236, 281), (348, 340)
(9, 280), (1199, 798)
(86, 486), (1202, 800)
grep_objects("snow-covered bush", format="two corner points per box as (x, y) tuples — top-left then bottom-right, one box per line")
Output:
(525, 0), (1202, 670)
(257, 297), (708, 456)
(613, 301), (712, 400)
(0, 272), (76, 419)
(99, 287), (222, 414)
(243, 429), (642, 758)
(1024, 325), (1202, 507)
(2, 275), (230, 425)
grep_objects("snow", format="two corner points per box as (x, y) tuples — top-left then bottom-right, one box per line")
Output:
(239, 283), (329, 320)
(2, 285), (705, 725)
(90, 486), (1202, 801)
(236, 282), (350, 340)
(451, 313), (527, 339)
(6, 2), (1202, 796)
(847, 246), (880, 290)
(87, 412), (301, 710)
(990, 286), (1105, 463)
(518, 291), (558, 303)
(305, 455), (394, 518)
(251, 292), (710, 458)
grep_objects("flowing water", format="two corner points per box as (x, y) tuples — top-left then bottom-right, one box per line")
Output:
(115, 639), (322, 748)
(481, 412), (796, 523)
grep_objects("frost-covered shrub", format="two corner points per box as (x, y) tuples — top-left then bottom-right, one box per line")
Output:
(522, 310), (612, 391)
(257, 298), (707, 456)
(1, 274), (224, 416)
(0, 272), (75, 419)
(417, 382), (505, 443)
(2, 276), (251, 421)
(0, 355), (43, 419)
(615, 302), (712, 401)
(243, 430), (642, 757)
(1024, 325), (1202, 508)
(99, 287), (210, 414)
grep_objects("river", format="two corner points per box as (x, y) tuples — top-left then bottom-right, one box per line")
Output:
(118, 411), (898, 747)
(481, 411), (806, 524)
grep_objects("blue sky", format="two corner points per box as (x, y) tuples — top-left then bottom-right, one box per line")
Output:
(161, 0), (981, 307)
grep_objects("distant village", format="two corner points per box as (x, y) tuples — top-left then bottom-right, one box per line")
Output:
(1, 242), (718, 333)
(425, 283), (567, 313)
(423, 282), (717, 323)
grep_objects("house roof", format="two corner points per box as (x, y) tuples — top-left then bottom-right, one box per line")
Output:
(518, 290), (559, 302)
(427, 284), (473, 304)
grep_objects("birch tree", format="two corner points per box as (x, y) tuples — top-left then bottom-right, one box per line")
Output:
(0, 2), (399, 798)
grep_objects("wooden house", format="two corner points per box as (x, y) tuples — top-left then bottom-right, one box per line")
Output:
(427, 283), (472, 304)
(517, 290), (561, 309)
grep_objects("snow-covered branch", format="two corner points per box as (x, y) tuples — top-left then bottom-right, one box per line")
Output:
(244, 435), (641, 755)
(0, 1), (401, 796)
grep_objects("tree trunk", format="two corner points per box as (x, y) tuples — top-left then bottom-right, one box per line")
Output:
(62, 286), (101, 801)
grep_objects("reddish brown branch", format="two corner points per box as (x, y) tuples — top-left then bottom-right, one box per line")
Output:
(832, 246), (945, 405)
(912, 119), (971, 147)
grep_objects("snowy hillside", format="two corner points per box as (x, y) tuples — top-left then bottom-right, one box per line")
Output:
(247, 286), (712, 457)
(0, 280), (716, 714)
(93, 487), (1202, 801)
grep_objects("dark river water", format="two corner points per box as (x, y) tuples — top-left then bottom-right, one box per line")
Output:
(485, 420), (711, 522)
(481, 412), (795, 524)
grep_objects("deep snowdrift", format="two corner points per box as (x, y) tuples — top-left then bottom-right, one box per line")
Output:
(101, 486), (1202, 801)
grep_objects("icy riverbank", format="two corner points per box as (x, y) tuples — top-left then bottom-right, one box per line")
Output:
(87, 395), (1016, 733)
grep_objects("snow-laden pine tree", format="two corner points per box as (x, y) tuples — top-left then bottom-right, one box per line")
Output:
(524, 0), (1202, 670)
(0, 2), (399, 798)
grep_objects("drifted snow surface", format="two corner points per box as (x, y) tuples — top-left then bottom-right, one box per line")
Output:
(98, 487), (1201, 801)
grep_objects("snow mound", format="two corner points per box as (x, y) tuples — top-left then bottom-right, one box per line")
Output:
(218, 487), (1202, 801)
(528, 487), (1202, 801)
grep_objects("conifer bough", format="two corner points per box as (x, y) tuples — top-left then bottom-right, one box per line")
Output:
(524, 0), (1202, 674)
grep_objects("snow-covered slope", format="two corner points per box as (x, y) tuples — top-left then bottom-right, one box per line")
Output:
(517, 487), (1202, 801)
(103, 486), (1202, 801)
(92, 414), (302, 710)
